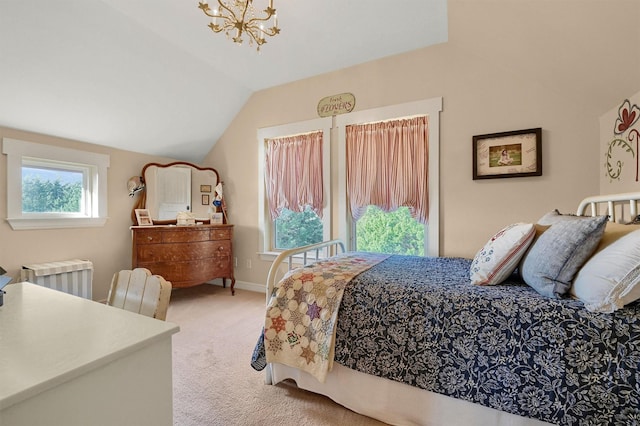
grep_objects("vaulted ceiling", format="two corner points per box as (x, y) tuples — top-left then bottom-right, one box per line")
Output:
(0, 0), (448, 162)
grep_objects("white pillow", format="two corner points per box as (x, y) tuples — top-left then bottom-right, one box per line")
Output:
(572, 229), (640, 313)
(470, 223), (536, 285)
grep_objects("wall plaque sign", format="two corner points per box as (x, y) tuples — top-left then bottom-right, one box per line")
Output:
(317, 93), (356, 117)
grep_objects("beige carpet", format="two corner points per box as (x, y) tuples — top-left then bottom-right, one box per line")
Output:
(167, 285), (387, 426)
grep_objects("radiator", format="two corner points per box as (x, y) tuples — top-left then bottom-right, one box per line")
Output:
(21, 259), (93, 299)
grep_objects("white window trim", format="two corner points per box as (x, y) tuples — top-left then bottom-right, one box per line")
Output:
(3, 138), (110, 230)
(335, 97), (442, 256)
(257, 117), (332, 260)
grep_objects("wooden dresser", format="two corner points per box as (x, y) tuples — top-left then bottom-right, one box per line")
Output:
(131, 224), (236, 294)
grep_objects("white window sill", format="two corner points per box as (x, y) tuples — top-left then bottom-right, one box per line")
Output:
(7, 217), (108, 230)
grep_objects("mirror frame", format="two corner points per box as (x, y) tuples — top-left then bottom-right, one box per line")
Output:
(132, 161), (220, 225)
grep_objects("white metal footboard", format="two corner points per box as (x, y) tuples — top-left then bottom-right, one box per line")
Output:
(265, 239), (346, 303)
(576, 192), (640, 223)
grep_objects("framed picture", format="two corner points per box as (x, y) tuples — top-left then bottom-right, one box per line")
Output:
(473, 128), (542, 180)
(211, 212), (224, 224)
(201, 194), (210, 205)
(200, 184), (212, 193)
(135, 209), (154, 226)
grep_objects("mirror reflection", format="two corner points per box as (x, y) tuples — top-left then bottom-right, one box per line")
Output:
(137, 162), (220, 224)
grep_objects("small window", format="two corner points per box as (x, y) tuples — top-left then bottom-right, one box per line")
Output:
(3, 138), (110, 230)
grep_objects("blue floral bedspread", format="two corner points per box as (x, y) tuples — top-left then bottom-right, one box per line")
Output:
(333, 255), (640, 425)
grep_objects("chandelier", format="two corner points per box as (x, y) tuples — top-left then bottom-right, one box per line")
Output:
(198, 1), (280, 51)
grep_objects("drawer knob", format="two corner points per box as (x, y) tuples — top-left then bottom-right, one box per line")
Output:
(147, 236), (153, 241)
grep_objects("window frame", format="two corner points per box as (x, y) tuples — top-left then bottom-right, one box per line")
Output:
(3, 138), (110, 230)
(257, 117), (332, 259)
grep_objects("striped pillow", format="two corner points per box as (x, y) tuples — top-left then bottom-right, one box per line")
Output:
(470, 223), (536, 285)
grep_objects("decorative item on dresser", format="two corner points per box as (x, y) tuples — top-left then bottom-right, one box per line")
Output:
(132, 224), (236, 294)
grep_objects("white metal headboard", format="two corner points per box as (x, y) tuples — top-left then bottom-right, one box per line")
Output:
(576, 192), (640, 223)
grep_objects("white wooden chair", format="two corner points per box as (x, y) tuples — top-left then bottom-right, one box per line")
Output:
(106, 268), (172, 320)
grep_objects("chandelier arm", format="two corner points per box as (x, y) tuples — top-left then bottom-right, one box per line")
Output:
(245, 28), (262, 46)
(245, 20), (276, 39)
(247, 11), (275, 24)
(198, 1), (280, 50)
(215, 0), (241, 22)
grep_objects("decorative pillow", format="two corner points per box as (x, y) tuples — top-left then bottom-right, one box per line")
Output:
(519, 209), (609, 273)
(572, 230), (640, 313)
(520, 215), (608, 298)
(470, 223), (536, 285)
(537, 209), (587, 225)
(516, 223), (551, 275)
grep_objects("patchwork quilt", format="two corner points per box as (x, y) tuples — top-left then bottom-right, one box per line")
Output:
(264, 252), (389, 382)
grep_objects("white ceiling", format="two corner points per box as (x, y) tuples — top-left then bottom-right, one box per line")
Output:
(0, 0), (448, 162)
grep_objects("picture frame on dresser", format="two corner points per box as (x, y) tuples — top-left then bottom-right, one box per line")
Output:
(135, 209), (153, 226)
(211, 212), (223, 224)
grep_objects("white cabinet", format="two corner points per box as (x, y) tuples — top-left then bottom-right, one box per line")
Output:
(0, 283), (180, 426)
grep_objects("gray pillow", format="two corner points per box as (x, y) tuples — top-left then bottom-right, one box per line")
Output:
(537, 209), (587, 225)
(521, 215), (608, 298)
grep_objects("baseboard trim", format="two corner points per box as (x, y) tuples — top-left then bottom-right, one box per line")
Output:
(206, 278), (266, 294)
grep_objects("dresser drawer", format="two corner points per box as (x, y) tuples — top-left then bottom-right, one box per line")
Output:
(211, 240), (231, 257)
(211, 228), (231, 240)
(163, 229), (211, 243)
(210, 256), (232, 275)
(137, 259), (225, 286)
(137, 240), (231, 262)
(134, 230), (163, 244)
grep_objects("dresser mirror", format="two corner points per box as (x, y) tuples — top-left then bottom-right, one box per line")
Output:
(133, 162), (220, 225)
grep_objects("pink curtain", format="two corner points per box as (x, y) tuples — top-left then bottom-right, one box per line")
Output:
(264, 131), (323, 220)
(346, 116), (429, 224)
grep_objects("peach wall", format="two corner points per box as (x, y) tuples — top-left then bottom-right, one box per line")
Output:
(0, 127), (176, 301)
(204, 0), (640, 290)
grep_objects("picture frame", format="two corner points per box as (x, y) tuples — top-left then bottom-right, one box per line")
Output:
(211, 212), (224, 224)
(134, 208), (154, 226)
(472, 127), (542, 180)
(200, 184), (212, 193)
(201, 194), (210, 205)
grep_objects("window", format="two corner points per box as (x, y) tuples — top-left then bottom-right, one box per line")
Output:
(257, 118), (332, 256)
(265, 130), (324, 250)
(345, 115), (430, 255)
(337, 98), (442, 256)
(3, 138), (110, 230)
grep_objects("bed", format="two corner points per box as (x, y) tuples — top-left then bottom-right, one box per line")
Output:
(252, 192), (640, 426)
